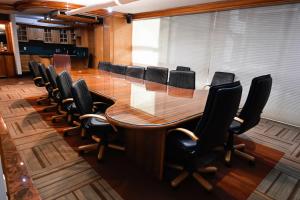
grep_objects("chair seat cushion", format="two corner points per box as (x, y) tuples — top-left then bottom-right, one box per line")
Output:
(229, 120), (242, 134)
(167, 132), (197, 155)
(82, 112), (112, 134)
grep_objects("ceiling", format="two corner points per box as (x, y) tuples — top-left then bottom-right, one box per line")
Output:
(1, 0), (220, 14)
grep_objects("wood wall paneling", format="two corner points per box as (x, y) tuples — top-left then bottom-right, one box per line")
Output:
(112, 16), (132, 65)
(93, 25), (104, 67)
(101, 15), (132, 65)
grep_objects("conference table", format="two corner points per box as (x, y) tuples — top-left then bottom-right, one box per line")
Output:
(66, 68), (208, 180)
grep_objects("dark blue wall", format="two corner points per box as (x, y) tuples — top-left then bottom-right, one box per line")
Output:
(19, 41), (88, 58)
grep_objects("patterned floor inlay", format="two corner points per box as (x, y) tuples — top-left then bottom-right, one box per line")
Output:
(244, 119), (300, 200)
(1, 78), (299, 200)
(0, 81), (124, 200)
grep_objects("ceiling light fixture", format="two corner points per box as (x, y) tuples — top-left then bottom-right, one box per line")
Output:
(107, 7), (113, 13)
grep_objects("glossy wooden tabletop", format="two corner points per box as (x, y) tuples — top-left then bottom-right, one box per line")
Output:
(68, 68), (208, 129)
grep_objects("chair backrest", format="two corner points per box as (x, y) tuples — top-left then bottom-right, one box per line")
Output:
(211, 71), (235, 86)
(126, 66), (145, 79)
(145, 66), (169, 84)
(110, 64), (127, 75)
(46, 65), (58, 88)
(28, 61), (41, 78)
(38, 63), (49, 83)
(176, 66), (191, 71)
(195, 81), (242, 153)
(56, 71), (73, 100)
(53, 54), (71, 71)
(238, 74), (272, 132)
(168, 70), (196, 89)
(98, 62), (111, 71)
(71, 79), (94, 115)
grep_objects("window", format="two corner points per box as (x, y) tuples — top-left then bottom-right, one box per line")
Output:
(132, 4), (300, 126)
(132, 19), (160, 66)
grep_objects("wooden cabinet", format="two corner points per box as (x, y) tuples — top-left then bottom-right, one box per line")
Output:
(17, 25), (28, 42)
(0, 55), (6, 77)
(51, 29), (60, 43)
(16, 25), (79, 45)
(44, 28), (52, 43)
(20, 55), (30, 72)
(27, 27), (44, 41)
(0, 53), (16, 77)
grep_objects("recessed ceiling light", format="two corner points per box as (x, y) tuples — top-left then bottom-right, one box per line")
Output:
(107, 7), (113, 13)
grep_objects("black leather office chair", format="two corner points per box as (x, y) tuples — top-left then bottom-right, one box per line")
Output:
(45, 65), (64, 119)
(98, 62), (111, 71)
(126, 66), (145, 79)
(168, 70), (196, 89)
(55, 71), (81, 134)
(210, 71), (235, 86)
(145, 66), (169, 84)
(38, 64), (58, 111)
(29, 61), (44, 87)
(28, 61), (48, 104)
(110, 64), (127, 75)
(225, 75), (272, 166)
(165, 81), (242, 191)
(71, 79), (124, 161)
(176, 66), (191, 71)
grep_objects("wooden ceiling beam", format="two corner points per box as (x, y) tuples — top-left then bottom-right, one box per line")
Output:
(133, 0), (300, 20)
(14, 0), (108, 16)
(51, 14), (98, 23)
(0, 3), (15, 11)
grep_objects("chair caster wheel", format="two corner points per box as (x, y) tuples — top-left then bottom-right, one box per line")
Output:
(248, 160), (255, 167)
(225, 161), (231, 168)
(78, 150), (85, 155)
(63, 132), (69, 137)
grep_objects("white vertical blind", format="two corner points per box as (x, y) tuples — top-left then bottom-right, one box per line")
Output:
(132, 4), (300, 126)
(132, 19), (161, 66)
(162, 14), (214, 88)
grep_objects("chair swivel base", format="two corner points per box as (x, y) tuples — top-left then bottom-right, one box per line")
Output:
(63, 121), (81, 137)
(166, 163), (217, 192)
(225, 143), (255, 166)
(78, 135), (125, 161)
(36, 96), (49, 105)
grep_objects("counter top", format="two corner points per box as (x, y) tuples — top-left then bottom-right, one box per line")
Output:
(0, 51), (13, 55)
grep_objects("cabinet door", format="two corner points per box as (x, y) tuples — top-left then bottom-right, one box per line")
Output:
(20, 55), (31, 72)
(27, 27), (35, 40)
(4, 55), (16, 77)
(36, 28), (44, 40)
(51, 30), (60, 43)
(0, 55), (7, 77)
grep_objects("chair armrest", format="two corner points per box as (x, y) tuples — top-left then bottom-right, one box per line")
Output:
(203, 85), (211, 89)
(33, 77), (42, 81)
(168, 128), (199, 141)
(52, 88), (59, 96)
(234, 117), (244, 124)
(45, 82), (50, 86)
(93, 102), (109, 106)
(79, 114), (108, 122)
(62, 98), (74, 104)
